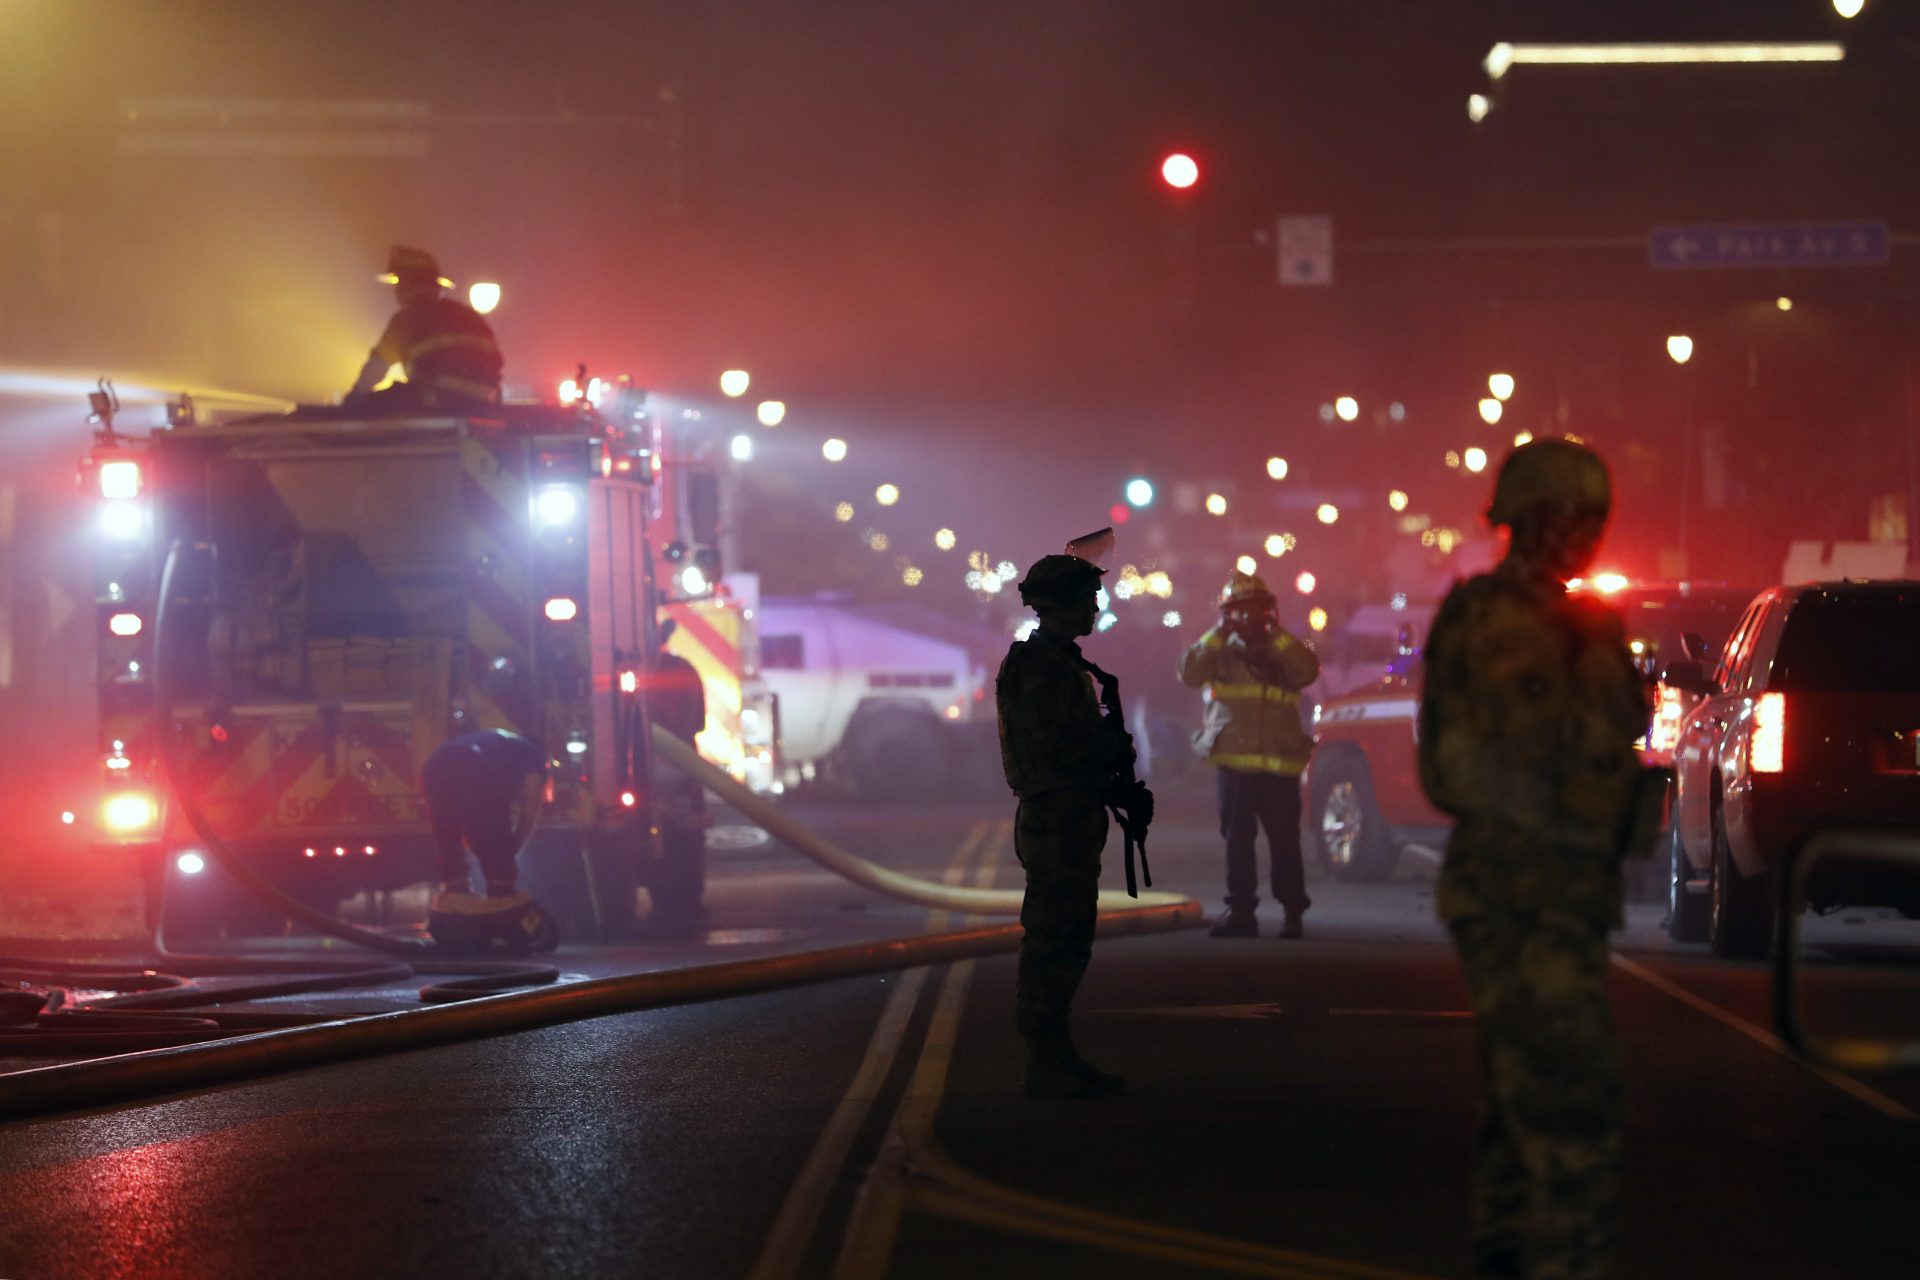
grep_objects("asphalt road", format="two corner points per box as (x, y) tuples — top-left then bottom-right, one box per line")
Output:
(3, 777), (1920, 1279)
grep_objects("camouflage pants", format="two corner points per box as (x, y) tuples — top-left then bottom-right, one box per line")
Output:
(1014, 790), (1108, 1041)
(1451, 910), (1623, 1280)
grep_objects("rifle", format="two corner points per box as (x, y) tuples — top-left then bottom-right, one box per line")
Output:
(1076, 654), (1156, 897)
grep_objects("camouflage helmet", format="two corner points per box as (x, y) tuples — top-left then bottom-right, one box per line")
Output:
(1018, 553), (1105, 608)
(1219, 570), (1275, 612)
(1486, 439), (1610, 525)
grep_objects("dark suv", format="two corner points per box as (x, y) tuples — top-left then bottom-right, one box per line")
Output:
(1667, 581), (1920, 956)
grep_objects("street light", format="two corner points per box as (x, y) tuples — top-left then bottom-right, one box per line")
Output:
(822, 437), (848, 462)
(1464, 447), (1489, 473)
(756, 400), (787, 426)
(1205, 493), (1228, 516)
(729, 433), (754, 462)
(1160, 152), (1200, 190)
(875, 483), (900, 506)
(720, 370), (751, 398)
(1478, 397), (1504, 425)
(468, 282), (502, 315)
(1334, 396), (1360, 423)
(1666, 334), (1694, 365)
(1235, 554), (1257, 575)
(1316, 503), (1339, 525)
(1125, 477), (1155, 507)
(1488, 372), (1515, 401)
(1265, 456), (1289, 480)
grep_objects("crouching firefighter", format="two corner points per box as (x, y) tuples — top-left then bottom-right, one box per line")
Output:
(422, 729), (560, 954)
(997, 528), (1153, 1100)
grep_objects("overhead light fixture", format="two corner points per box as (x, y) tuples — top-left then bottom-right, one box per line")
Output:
(1484, 41), (1844, 80)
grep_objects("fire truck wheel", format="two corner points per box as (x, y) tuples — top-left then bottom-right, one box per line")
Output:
(1309, 753), (1398, 883)
(648, 828), (707, 918)
(846, 710), (949, 803)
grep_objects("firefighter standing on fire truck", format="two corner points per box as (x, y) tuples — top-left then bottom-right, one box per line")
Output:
(346, 246), (503, 413)
(1178, 570), (1320, 939)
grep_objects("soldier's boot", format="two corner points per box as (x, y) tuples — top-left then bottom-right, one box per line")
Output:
(1209, 910), (1259, 938)
(1060, 1035), (1126, 1093)
(1022, 1032), (1121, 1100)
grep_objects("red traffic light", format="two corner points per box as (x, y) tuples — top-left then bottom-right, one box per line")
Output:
(1160, 152), (1200, 190)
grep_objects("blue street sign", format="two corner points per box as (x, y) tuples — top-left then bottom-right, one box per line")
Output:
(1649, 221), (1890, 270)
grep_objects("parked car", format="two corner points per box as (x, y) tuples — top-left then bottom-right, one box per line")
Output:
(1307, 580), (1752, 888)
(1305, 643), (1447, 884)
(1667, 581), (1920, 956)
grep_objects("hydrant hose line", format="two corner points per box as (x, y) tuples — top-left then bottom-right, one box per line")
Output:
(0, 903), (1199, 1122)
(649, 726), (1192, 915)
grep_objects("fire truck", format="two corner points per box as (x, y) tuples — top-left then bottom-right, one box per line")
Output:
(75, 378), (764, 943)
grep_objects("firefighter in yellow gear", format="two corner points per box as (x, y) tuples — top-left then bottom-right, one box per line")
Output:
(347, 246), (503, 413)
(1178, 570), (1320, 938)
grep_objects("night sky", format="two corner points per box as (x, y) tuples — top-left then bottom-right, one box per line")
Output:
(4, 0), (1918, 619)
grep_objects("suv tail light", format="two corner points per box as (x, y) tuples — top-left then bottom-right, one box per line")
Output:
(1648, 684), (1685, 755)
(1751, 692), (1785, 773)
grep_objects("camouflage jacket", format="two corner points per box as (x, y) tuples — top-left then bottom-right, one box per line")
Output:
(1417, 563), (1651, 926)
(997, 627), (1127, 800)
(1177, 625), (1320, 775)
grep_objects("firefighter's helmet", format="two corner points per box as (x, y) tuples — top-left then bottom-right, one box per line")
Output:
(1486, 439), (1610, 525)
(378, 245), (454, 290)
(1219, 570), (1275, 612)
(1018, 554), (1105, 608)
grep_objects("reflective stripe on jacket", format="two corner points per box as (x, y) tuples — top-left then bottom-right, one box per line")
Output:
(1176, 625), (1319, 775)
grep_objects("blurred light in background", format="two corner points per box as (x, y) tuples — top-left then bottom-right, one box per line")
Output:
(1334, 396), (1359, 422)
(822, 437), (848, 461)
(1445, 449), (1462, 469)
(1162, 610), (1183, 628)
(1666, 334), (1694, 365)
(1388, 490), (1409, 512)
(1464, 447), (1489, 473)
(1316, 503), (1339, 524)
(934, 528), (957, 550)
(108, 612), (143, 637)
(1205, 493), (1228, 516)
(1125, 477), (1155, 507)
(868, 532), (890, 551)
(1513, 430), (1533, 446)
(1160, 152), (1200, 189)
(1308, 607), (1329, 632)
(176, 851), (207, 875)
(875, 483), (900, 506)
(902, 566), (924, 587)
(1236, 554), (1258, 574)
(1488, 372), (1515, 401)
(1266, 456), (1289, 480)
(756, 400), (787, 426)
(1485, 41), (1844, 79)
(1835, 0), (1865, 17)
(1775, 296), (1793, 312)
(1467, 93), (1492, 123)
(729, 433), (754, 461)
(1477, 397), (1504, 425)
(1264, 534), (1287, 557)
(1388, 402), (1407, 422)
(720, 370), (751, 397)
(995, 561), (1017, 581)
(1096, 612), (1119, 632)
(468, 282), (501, 315)
(543, 596), (579, 621)
(834, 502), (855, 522)
(1295, 571), (1317, 595)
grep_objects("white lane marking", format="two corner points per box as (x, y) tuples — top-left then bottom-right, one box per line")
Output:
(1609, 953), (1916, 1122)
(746, 820), (994, 1280)
(1404, 844), (1443, 865)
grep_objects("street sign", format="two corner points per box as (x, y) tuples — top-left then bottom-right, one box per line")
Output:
(1278, 215), (1334, 285)
(1648, 220), (1890, 270)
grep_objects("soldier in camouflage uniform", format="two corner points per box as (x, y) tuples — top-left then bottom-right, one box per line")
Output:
(997, 552), (1132, 1099)
(1416, 440), (1652, 1280)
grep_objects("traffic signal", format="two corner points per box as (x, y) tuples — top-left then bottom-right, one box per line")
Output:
(1159, 152), (1199, 190)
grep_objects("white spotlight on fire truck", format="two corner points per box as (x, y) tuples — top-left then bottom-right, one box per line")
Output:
(98, 459), (143, 499)
(535, 484), (582, 527)
(543, 597), (580, 622)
